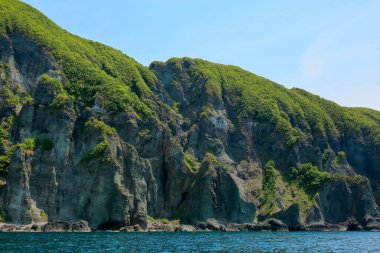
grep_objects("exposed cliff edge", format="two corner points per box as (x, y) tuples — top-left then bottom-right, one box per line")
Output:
(0, 0), (380, 231)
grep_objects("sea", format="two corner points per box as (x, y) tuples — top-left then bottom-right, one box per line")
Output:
(0, 231), (380, 253)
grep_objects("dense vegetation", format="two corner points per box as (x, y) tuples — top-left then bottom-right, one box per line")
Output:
(289, 163), (332, 194)
(0, 0), (157, 118)
(260, 161), (279, 215)
(184, 152), (201, 173)
(154, 58), (380, 151)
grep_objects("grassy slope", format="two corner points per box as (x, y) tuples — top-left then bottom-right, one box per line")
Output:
(0, 0), (158, 117)
(2, 0), (378, 146)
(152, 57), (380, 150)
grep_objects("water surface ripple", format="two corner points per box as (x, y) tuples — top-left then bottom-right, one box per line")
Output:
(1, 232), (380, 253)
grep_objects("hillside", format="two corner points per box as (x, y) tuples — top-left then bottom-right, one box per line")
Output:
(0, 0), (379, 231)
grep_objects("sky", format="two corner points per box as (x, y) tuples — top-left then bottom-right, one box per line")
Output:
(22, 0), (380, 110)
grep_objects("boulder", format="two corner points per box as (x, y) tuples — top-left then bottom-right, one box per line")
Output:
(72, 220), (91, 232)
(343, 218), (363, 231)
(31, 224), (40, 231)
(43, 220), (91, 232)
(0, 223), (17, 232)
(119, 226), (135, 232)
(267, 219), (288, 232)
(273, 204), (305, 231)
(195, 222), (208, 230)
(133, 225), (145, 232)
(206, 220), (226, 231)
(43, 221), (72, 232)
(175, 225), (196, 232)
(306, 205), (324, 225)
(305, 223), (345, 231)
(363, 216), (380, 231)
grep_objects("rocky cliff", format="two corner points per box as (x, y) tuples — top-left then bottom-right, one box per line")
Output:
(0, 0), (380, 231)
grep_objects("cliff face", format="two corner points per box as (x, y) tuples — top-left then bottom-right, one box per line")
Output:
(0, 0), (380, 230)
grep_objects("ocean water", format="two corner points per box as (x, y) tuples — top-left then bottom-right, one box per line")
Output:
(0, 232), (380, 253)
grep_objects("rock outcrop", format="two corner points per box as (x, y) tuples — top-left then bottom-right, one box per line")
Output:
(43, 220), (91, 232)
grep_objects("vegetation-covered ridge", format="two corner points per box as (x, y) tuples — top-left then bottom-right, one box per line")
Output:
(152, 57), (380, 146)
(151, 57), (380, 176)
(0, 0), (158, 117)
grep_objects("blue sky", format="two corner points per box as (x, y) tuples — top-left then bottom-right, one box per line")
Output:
(23, 0), (380, 110)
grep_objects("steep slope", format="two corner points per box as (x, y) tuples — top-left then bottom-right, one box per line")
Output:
(0, 0), (188, 228)
(150, 58), (380, 178)
(150, 58), (380, 227)
(0, 0), (379, 230)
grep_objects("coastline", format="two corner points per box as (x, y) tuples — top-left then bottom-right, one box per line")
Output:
(1, 219), (379, 233)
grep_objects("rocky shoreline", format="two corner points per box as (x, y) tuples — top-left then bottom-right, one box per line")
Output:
(1, 218), (380, 233)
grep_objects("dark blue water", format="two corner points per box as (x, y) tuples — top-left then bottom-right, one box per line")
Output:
(0, 232), (380, 253)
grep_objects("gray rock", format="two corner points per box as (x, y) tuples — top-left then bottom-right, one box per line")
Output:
(0, 223), (17, 232)
(267, 219), (289, 232)
(119, 226), (135, 232)
(133, 225), (145, 232)
(72, 220), (91, 232)
(175, 225), (196, 232)
(363, 217), (380, 231)
(306, 205), (324, 225)
(273, 204), (305, 231)
(43, 220), (91, 232)
(317, 179), (379, 225)
(179, 162), (256, 226)
(305, 223), (346, 232)
(195, 222), (208, 230)
(43, 221), (72, 232)
(31, 224), (43, 232)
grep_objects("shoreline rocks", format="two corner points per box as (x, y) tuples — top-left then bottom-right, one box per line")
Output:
(1, 217), (380, 233)
(0, 220), (91, 232)
(43, 220), (91, 232)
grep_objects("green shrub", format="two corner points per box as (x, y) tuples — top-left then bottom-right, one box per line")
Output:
(40, 210), (48, 222)
(39, 74), (64, 93)
(290, 163), (332, 194)
(184, 152), (201, 173)
(260, 161), (278, 215)
(49, 93), (71, 108)
(171, 103), (180, 113)
(0, 87), (20, 108)
(0, 209), (12, 222)
(202, 152), (218, 165)
(0, 155), (10, 172)
(138, 129), (151, 138)
(0, 116), (14, 150)
(334, 151), (346, 165)
(80, 141), (109, 163)
(20, 138), (36, 152)
(147, 216), (172, 224)
(85, 118), (116, 137)
(322, 149), (333, 168)
(0, 137), (37, 171)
